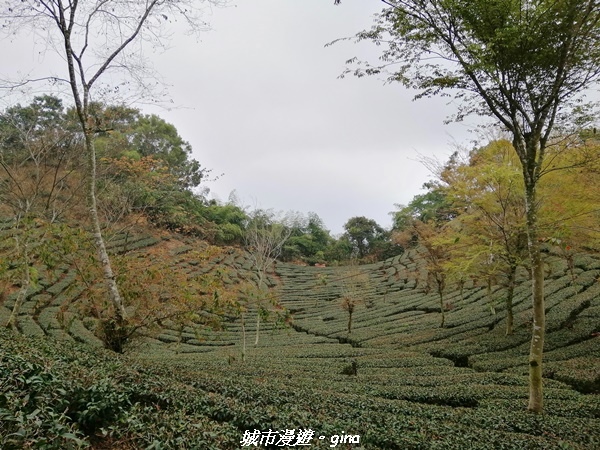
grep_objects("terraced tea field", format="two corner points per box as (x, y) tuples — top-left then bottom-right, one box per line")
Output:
(1, 233), (599, 449)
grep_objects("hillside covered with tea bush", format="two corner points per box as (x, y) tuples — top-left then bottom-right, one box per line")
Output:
(5, 0), (600, 446)
(1, 228), (599, 449)
(1, 92), (600, 450)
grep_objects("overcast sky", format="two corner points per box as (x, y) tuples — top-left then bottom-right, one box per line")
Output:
(2, 0), (482, 235)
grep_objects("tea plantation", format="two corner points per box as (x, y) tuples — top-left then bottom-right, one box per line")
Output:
(1, 233), (599, 449)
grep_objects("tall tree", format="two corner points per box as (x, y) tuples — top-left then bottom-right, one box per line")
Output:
(444, 140), (529, 335)
(338, 0), (600, 413)
(1, 0), (224, 330)
(244, 210), (294, 348)
(282, 212), (333, 264)
(91, 104), (208, 191)
(394, 219), (452, 328)
(343, 216), (387, 260)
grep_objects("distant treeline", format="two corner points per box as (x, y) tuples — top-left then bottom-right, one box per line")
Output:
(1, 96), (598, 268)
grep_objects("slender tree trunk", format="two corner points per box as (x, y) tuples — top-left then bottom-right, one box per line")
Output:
(525, 182), (545, 413)
(6, 243), (30, 330)
(347, 310), (353, 334)
(60, 13), (127, 329)
(241, 312), (246, 362)
(505, 264), (517, 335)
(565, 251), (576, 285)
(254, 275), (266, 347)
(438, 289), (445, 328)
(254, 311), (260, 347)
(436, 272), (446, 328)
(487, 276), (496, 315)
(84, 131), (128, 323)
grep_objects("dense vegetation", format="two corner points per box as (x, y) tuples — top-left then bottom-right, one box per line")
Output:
(1, 93), (599, 448)
(1, 234), (599, 448)
(0, 96), (400, 265)
(1, 0), (599, 446)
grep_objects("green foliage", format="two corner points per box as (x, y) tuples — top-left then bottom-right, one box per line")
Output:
(202, 202), (248, 245)
(1, 235), (600, 448)
(340, 359), (358, 376)
(343, 216), (385, 259)
(281, 212), (334, 264)
(338, 216), (402, 263)
(66, 378), (132, 435)
(0, 95), (71, 161)
(91, 104), (206, 190)
(0, 336), (88, 449)
(392, 182), (456, 231)
(0, 97), (253, 246)
(0, 328), (242, 449)
(323, 235), (354, 264)
(342, 0), (600, 412)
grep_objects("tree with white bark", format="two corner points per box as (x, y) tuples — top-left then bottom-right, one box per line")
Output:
(334, 0), (600, 413)
(244, 209), (294, 349)
(0, 0), (226, 336)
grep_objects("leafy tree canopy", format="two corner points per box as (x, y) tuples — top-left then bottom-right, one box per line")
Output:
(392, 185), (454, 231)
(0, 95), (70, 160)
(343, 216), (387, 260)
(282, 212), (333, 264)
(89, 103), (207, 190)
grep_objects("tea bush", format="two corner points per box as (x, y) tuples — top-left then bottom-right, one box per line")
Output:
(2, 228), (599, 448)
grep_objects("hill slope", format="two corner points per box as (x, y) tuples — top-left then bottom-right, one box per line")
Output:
(1, 232), (599, 449)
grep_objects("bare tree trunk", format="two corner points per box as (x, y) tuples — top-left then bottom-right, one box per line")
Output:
(347, 310), (353, 334)
(487, 276), (496, 315)
(436, 272), (446, 328)
(525, 182), (545, 413)
(241, 312), (246, 362)
(254, 274), (266, 348)
(254, 311), (260, 347)
(84, 131), (128, 323)
(505, 264), (517, 335)
(438, 290), (445, 328)
(6, 243), (30, 330)
(59, 4), (128, 328)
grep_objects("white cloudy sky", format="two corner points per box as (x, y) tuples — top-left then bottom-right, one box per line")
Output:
(2, 0), (483, 234)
